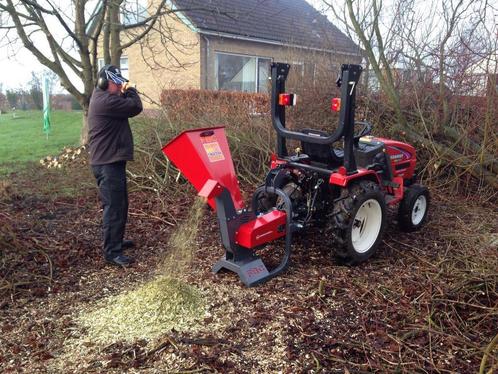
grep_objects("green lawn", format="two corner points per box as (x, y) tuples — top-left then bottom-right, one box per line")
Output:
(0, 110), (82, 173)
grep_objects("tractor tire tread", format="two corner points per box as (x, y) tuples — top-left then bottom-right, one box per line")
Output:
(331, 180), (386, 264)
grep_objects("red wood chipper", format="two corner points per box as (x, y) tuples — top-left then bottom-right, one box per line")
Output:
(162, 63), (430, 287)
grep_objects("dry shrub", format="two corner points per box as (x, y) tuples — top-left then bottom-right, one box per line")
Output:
(357, 82), (498, 197)
(125, 109), (194, 212)
(160, 89), (268, 125)
(286, 85), (342, 133)
(133, 93), (270, 191)
(152, 90), (275, 186)
(158, 87), (345, 185)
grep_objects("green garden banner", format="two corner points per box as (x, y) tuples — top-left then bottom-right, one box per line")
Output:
(42, 75), (51, 137)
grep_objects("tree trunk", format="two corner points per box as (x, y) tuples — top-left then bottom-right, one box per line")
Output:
(438, 45), (450, 131)
(402, 127), (497, 189)
(345, 0), (407, 128)
(440, 125), (498, 175)
(80, 105), (89, 145)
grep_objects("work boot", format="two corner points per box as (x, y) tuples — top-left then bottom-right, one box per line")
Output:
(106, 254), (135, 267)
(122, 239), (135, 249)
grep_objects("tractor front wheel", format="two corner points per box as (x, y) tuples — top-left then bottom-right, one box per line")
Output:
(398, 184), (430, 232)
(332, 180), (387, 264)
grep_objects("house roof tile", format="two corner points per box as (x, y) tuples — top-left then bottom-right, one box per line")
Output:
(172, 0), (361, 55)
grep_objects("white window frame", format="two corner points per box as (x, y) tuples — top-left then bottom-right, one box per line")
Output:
(215, 52), (272, 93)
(290, 61), (305, 77)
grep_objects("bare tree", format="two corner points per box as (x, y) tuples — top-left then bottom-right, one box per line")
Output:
(323, 0), (408, 128)
(0, 0), (211, 142)
(321, 0), (498, 188)
(435, 0), (473, 130)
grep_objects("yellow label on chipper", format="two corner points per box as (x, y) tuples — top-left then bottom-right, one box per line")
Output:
(203, 142), (225, 162)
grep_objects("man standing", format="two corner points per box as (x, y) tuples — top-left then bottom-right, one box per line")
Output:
(88, 65), (143, 266)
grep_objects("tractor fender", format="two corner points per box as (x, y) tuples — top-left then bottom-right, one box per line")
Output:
(329, 168), (381, 188)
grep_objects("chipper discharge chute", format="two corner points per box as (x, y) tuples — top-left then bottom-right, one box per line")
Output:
(163, 62), (430, 287)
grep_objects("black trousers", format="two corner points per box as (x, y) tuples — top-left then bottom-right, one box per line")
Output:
(92, 161), (128, 260)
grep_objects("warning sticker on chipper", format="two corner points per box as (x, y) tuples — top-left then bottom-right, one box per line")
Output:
(203, 141), (225, 162)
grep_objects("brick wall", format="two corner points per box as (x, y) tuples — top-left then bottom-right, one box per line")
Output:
(121, 13), (201, 108)
(116, 7), (362, 107)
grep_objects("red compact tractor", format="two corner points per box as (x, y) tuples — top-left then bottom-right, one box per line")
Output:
(163, 63), (430, 286)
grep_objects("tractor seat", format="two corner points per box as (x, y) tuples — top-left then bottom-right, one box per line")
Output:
(299, 128), (344, 167)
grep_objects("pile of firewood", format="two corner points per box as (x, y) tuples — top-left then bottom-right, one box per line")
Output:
(40, 146), (87, 169)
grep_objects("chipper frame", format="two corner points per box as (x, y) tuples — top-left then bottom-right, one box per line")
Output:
(162, 62), (430, 287)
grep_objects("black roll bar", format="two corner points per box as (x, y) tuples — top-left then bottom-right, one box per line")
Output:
(270, 62), (363, 174)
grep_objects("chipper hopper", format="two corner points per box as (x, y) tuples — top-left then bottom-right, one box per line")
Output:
(163, 62), (430, 287)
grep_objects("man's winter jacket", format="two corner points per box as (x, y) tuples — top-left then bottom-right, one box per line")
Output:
(88, 87), (143, 165)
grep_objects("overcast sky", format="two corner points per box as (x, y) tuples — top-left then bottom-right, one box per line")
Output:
(0, 0), (97, 93)
(0, 38), (44, 91)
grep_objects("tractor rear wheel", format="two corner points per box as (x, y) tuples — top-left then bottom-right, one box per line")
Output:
(332, 180), (387, 264)
(398, 184), (430, 232)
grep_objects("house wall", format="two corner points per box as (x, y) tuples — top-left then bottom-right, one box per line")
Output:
(122, 13), (201, 108)
(116, 12), (362, 106)
(200, 35), (362, 91)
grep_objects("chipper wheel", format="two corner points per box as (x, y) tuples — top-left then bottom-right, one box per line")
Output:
(332, 180), (387, 264)
(398, 184), (430, 232)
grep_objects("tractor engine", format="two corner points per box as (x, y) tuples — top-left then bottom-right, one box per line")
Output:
(257, 167), (330, 226)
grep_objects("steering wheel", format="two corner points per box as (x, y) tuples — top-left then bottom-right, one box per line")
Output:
(354, 121), (373, 142)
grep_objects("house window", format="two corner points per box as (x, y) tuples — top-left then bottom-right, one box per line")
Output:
(292, 63), (304, 76)
(97, 57), (129, 79)
(216, 53), (271, 93)
(121, 0), (148, 25)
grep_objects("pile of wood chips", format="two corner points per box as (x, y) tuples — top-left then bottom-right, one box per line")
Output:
(77, 276), (205, 345)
